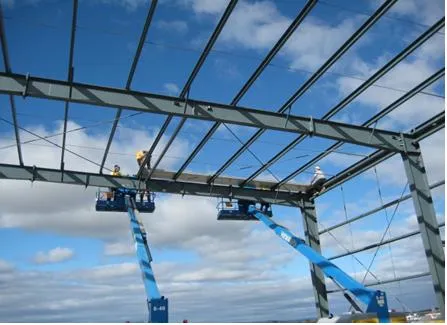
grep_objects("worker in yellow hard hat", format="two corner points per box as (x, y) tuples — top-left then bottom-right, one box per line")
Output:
(108, 164), (122, 201)
(136, 150), (151, 169)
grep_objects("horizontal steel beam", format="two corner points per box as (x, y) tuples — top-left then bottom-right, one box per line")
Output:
(319, 180), (445, 235)
(0, 72), (417, 153)
(327, 272), (431, 294)
(328, 222), (445, 261)
(0, 163), (305, 206)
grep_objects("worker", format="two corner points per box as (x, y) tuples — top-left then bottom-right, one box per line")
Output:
(308, 166), (326, 195)
(108, 164), (122, 201)
(136, 150), (151, 170)
(111, 164), (122, 176)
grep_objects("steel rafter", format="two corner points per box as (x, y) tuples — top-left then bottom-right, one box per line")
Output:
(99, 0), (158, 173)
(143, 0), (239, 179)
(272, 68), (445, 190)
(241, 17), (444, 187)
(321, 111), (445, 194)
(0, 72), (418, 152)
(173, 0), (318, 180)
(207, 0), (398, 184)
(0, 163), (304, 206)
(60, 0), (78, 173)
(0, 3), (22, 165)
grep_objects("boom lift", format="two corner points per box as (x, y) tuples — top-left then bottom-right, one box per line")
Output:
(96, 188), (168, 323)
(217, 199), (392, 323)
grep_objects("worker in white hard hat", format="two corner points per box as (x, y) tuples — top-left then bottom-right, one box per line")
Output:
(308, 166), (326, 195)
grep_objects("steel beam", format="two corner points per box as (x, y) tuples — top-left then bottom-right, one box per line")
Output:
(99, 0), (158, 173)
(0, 4), (22, 165)
(300, 199), (329, 318)
(322, 111), (445, 194)
(147, 0), (239, 178)
(0, 163), (304, 206)
(273, 68), (445, 189)
(327, 272), (431, 294)
(319, 180), (445, 235)
(174, 0), (318, 181)
(241, 18), (444, 186)
(60, 0), (78, 174)
(328, 222), (445, 260)
(401, 150), (445, 316)
(0, 73), (417, 153)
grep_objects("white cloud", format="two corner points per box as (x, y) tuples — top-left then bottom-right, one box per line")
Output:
(181, 0), (228, 15)
(104, 241), (135, 256)
(34, 247), (75, 264)
(163, 82), (180, 95)
(155, 20), (188, 34)
(96, 0), (149, 11)
(387, 0), (445, 25)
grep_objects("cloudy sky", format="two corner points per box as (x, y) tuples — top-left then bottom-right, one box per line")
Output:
(0, 0), (445, 322)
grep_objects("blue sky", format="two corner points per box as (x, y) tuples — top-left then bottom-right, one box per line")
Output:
(0, 0), (445, 322)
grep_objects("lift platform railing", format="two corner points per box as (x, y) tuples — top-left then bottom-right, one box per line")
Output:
(246, 206), (390, 323)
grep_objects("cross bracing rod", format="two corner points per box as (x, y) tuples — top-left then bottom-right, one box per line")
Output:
(327, 222), (445, 261)
(173, 0), (318, 180)
(145, 0), (239, 179)
(319, 180), (445, 235)
(0, 72), (418, 153)
(321, 111), (445, 194)
(0, 163), (305, 206)
(99, 0), (158, 173)
(272, 68), (445, 190)
(207, 0), (398, 184)
(60, 0), (78, 173)
(327, 272), (431, 294)
(240, 17), (444, 186)
(0, 4), (23, 165)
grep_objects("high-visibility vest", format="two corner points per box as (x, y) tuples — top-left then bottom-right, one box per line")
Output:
(111, 171), (122, 176)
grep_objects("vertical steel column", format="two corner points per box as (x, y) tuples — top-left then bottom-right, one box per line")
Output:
(299, 199), (329, 318)
(401, 148), (445, 316)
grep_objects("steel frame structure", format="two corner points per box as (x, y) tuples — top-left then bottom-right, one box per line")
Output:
(0, 0), (444, 320)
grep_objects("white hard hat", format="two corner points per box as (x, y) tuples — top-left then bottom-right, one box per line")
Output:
(315, 166), (321, 170)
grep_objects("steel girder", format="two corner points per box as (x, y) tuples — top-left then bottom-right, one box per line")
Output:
(0, 73), (417, 153)
(0, 163), (305, 206)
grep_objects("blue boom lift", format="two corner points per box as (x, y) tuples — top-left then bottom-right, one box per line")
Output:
(96, 187), (168, 323)
(217, 199), (391, 323)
